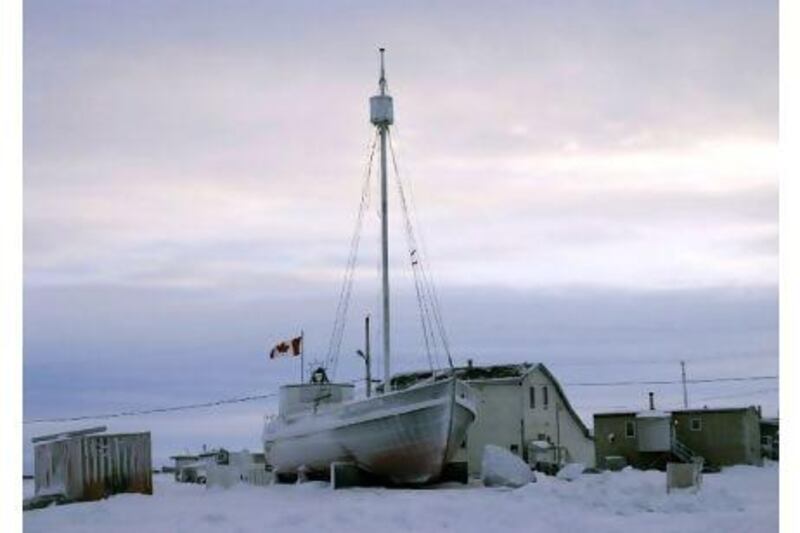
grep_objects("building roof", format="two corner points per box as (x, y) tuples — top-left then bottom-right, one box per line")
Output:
(31, 425), (108, 444)
(671, 406), (760, 416)
(595, 405), (761, 418)
(391, 362), (591, 439)
(391, 363), (534, 389)
(635, 410), (670, 418)
(594, 411), (638, 418)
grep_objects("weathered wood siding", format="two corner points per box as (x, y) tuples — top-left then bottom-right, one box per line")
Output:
(34, 432), (152, 501)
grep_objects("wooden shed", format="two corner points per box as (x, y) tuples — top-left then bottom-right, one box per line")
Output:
(33, 427), (152, 502)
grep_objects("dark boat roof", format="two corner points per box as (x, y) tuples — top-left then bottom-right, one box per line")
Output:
(391, 363), (534, 388)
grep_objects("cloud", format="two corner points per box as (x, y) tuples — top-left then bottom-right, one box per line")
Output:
(23, 0), (777, 290)
(22, 0), (778, 472)
(22, 283), (778, 472)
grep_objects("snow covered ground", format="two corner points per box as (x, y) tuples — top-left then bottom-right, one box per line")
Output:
(24, 463), (778, 533)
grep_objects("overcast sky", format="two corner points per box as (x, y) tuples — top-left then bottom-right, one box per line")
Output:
(23, 0), (777, 470)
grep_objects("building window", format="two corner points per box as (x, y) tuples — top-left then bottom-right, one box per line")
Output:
(690, 418), (702, 432)
(543, 386), (549, 408)
(529, 387), (535, 409)
(625, 420), (636, 438)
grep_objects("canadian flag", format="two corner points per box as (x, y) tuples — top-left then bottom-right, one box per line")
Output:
(269, 335), (303, 359)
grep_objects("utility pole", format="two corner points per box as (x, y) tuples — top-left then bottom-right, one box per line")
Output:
(300, 329), (304, 384)
(681, 360), (689, 408)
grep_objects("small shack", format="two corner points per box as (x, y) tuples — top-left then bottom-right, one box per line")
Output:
(759, 417), (779, 460)
(594, 405), (763, 470)
(33, 426), (152, 502)
(169, 454), (200, 482)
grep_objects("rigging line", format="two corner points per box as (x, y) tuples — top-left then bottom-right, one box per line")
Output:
(388, 126), (454, 367)
(386, 134), (440, 371)
(387, 131), (454, 370)
(331, 156), (375, 378)
(393, 166), (441, 371)
(394, 176), (437, 370)
(405, 246), (437, 370)
(562, 375), (779, 387)
(396, 188), (442, 372)
(332, 131), (380, 376)
(411, 262), (436, 372)
(414, 252), (442, 371)
(387, 135), (450, 365)
(325, 130), (379, 375)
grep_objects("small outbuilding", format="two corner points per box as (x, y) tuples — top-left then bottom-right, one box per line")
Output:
(169, 454), (200, 482)
(759, 417), (779, 460)
(594, 405), (763, 470)
(33, 426), (152, 502)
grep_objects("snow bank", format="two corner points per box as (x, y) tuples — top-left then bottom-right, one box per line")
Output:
(481, 445), (535, 488)
(556, 463), (585, 482)
(23, 463), (778, 533)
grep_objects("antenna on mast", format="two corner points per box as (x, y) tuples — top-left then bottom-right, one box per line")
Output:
(379, 47), (387, 95)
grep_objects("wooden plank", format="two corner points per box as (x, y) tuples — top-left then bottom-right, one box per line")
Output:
(32, 426), (107, 444)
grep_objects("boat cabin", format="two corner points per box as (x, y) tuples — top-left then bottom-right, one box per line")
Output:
(278, 383), (355, 417)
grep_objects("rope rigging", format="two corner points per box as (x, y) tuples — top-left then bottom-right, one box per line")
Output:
(323, 122), (456, 380)
(388, 130), (455, 371)
(323, 130), (379, 377)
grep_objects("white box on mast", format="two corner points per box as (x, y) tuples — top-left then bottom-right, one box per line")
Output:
(370, 95), (393, 125)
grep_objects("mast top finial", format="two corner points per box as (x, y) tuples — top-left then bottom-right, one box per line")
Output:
(378, 48), (387, 95)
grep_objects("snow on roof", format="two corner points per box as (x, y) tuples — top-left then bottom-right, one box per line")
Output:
(672, 406), (759, 415)
(597, 405), (762, 418)
(635, 410), (670, 418)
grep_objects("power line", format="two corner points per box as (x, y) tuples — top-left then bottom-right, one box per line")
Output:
(574, 386), (779, 411)
(693, 386), (779, 402)
(563, 375), (778, 387)
(23, 374), (778, 425)
(23, 377), (373, 425)
(23, 392), (279, 425)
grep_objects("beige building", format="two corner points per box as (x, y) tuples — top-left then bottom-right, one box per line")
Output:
(392, 363), (595, 474)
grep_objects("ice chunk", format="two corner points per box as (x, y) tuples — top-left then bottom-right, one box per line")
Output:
(481, 445), (535, 488)
(556, 463), (586, 482)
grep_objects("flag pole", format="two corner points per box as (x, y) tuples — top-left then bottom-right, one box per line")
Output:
(300, 330), (304, 384)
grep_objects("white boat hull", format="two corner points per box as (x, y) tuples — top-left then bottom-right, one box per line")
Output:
(263, 378), (477, 484)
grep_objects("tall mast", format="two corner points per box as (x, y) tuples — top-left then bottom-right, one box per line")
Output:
(369, 48), (394, 392)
